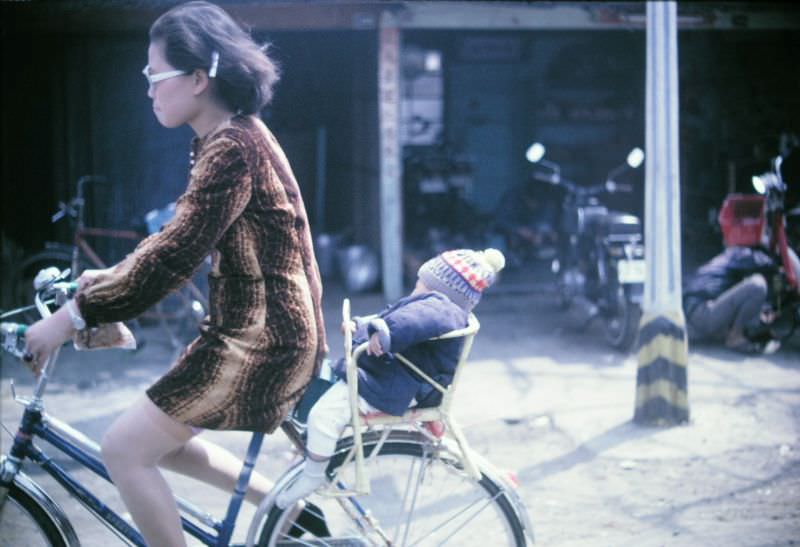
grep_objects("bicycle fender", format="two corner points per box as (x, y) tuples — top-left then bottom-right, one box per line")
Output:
(244, 430), (428, 546)
(624, 282), (644, 304)
(245, 459), (305, 546)
(449, 441), (537, 545)
(10, 471), (80, 546)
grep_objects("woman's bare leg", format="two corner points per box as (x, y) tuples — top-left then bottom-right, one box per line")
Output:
(159, 435), (274, 505)
(101, 396), (193, 547)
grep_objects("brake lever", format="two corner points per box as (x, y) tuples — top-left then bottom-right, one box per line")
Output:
(9, 380), (31, 406)
(50, 282), (79, 306)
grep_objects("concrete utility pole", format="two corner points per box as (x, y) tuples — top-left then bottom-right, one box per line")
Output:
(378, 11), (404, 302)
(635, 0), (689, 425)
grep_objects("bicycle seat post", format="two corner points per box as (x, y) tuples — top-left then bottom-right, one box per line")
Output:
(75, 175), (107, 231)
(217, 432), (265, 546)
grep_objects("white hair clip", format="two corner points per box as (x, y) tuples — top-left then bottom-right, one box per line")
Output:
(209, 51), (219, 78)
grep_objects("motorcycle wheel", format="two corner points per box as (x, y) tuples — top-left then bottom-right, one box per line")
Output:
(604, 287), (641, 351)
(768, 304), (799, 342)
(555, 270), (573, 310)
(556, 286), (572, 310)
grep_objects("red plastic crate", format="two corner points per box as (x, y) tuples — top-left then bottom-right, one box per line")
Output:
(718, 194), (766, 247)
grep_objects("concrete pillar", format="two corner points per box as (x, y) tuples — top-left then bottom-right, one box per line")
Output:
(378, 11), (404, 302)
(635, 0), (689, 425)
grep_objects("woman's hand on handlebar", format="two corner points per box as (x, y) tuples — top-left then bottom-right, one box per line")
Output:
(24, 307), (74, 375)
(77, 268), (112, 292)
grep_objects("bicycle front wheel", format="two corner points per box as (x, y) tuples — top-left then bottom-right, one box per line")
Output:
(0, 476), (78, 547)
(258, 431), (527, 546)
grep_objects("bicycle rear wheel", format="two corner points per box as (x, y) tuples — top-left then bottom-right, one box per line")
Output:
(258, 431), (527, 546)
(0, 476), (78, 547)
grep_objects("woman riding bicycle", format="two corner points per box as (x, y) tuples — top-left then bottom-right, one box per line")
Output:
(23, 2), (327, 545)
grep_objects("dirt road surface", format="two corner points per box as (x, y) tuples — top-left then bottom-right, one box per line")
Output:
(2, 282), (798, 546)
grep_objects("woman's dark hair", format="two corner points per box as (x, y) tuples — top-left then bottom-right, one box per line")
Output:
(150, 1), (280, 114)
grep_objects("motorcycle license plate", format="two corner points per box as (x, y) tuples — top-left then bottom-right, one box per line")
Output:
(618, 259), (645, 283)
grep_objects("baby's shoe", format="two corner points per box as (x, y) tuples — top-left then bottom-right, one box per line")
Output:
(276, 459), (328, 509)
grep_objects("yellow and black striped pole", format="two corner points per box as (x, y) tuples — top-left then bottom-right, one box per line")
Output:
(635, 1), (689, 425)
(635, 312), (689, 423)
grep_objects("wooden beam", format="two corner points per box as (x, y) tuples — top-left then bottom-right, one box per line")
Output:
(378, 11), (404, 301)
(3, 2), (798, 34)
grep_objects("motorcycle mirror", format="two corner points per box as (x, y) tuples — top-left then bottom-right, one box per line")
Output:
(526, 142), (546, 163)
(773, 155), (783, 175)
(752, 175), (767, 195)
(627, 147), (645, 169)
(752, 172), (783, 195)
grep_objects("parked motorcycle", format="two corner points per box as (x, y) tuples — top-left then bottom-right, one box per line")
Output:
(402, 146), (488, 283)
(527, 142), (645, 350)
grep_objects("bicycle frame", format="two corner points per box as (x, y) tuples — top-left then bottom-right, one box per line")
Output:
(70, 227), (141, 277)
(2, 275), (535, 546)
(2, 395), (265, 546)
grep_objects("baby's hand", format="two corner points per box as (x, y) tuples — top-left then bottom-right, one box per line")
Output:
(340, 320), (356, 335)
(367, 332), (384, 356)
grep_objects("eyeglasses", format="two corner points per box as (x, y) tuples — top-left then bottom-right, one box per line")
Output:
(142, 65), (187, 86)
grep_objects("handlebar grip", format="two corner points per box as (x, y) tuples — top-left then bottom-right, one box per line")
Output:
(49, 281), (79, 297)
(1, 322), (28, 359)
(0, 322), (27, 336)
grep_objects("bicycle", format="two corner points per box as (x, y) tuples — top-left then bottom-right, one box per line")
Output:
(0, 267), (535, 546)
(9, 175), (207, 350)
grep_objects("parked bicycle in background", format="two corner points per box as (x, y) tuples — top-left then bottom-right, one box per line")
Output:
(9, 175), (207, 349)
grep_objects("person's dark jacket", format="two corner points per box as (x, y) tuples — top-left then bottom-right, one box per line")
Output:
(333, 291), (468, 416)
(683, 246), (777, 316)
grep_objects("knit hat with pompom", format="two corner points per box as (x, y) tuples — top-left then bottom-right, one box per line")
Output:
(418, 248), (506, 311)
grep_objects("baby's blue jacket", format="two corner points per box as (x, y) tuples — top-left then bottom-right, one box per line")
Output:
(333, 291), (468, 416)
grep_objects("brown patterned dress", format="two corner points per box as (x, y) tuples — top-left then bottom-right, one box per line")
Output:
(76, 115), (327, 432)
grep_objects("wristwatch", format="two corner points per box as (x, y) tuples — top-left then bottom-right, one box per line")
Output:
(66, 300), (86, 331)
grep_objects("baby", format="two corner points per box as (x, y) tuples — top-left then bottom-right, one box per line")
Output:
(277, 248), (505, 508)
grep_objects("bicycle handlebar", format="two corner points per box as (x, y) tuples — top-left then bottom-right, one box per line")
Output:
(539, 174), (633, 199)
(77, 175), (106, 198)
(0, 268), (75, 360)
(2, 268), (77, 400)
(51, 175), (106, 225)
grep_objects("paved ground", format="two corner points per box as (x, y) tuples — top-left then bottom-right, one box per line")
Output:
(2, 277), (799, 546)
